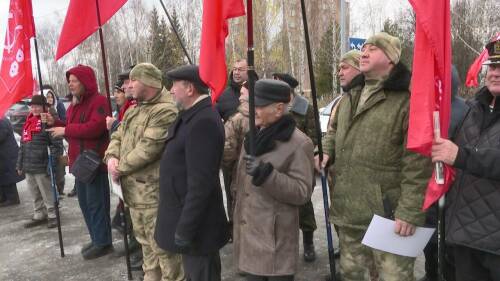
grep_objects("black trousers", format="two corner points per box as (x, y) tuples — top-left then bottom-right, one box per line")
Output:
(246, 274), (294, 281)
(183, 252), (221, 281)
(454, 245), (500, 281)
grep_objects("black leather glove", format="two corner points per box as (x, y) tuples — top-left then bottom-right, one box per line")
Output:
(174, 233), (192, 253)
(243, 154), (274, 186)
(244, 154), (260, 176)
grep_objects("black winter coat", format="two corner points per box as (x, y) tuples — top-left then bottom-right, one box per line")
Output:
(216, 72), (241, 122)
(155, 97), (229, 255)
(0, 118), (24, 186)
(446, 87), (500, 255)
(17, 123), (63, 174)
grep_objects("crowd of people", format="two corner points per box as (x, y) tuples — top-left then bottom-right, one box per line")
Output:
(0, 31), (499, 281)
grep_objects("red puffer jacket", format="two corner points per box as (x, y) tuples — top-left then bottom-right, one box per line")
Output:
(55, 65), (110, 170)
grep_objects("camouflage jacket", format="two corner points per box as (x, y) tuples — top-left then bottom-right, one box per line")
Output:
(104, 88), (178, 208)
(223, 98), (249, 169)
(322, 63), (432, 229)
(289, 95), (317, 146)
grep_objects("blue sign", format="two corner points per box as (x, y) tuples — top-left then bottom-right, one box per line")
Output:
(349, 37), (366, 50)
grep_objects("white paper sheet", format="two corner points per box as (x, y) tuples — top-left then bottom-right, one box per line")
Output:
(108, 174), (123, 200)
(361, 215), (435, 257)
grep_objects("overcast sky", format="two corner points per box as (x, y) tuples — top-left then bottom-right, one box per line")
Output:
(0, 0), (409, 62)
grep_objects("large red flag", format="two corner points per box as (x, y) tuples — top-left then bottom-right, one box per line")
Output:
(55, 0), (127, 60)
(407, 0), (453, 210)
(0, 0), (35, 117)
(199, 0), (245, 104)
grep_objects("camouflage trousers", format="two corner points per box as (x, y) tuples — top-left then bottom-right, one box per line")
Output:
(299, 199), (317, 233)
(338, 226), (415, 281)
(129, 207), (185, 281)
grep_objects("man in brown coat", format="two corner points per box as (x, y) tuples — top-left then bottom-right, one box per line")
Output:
(233, 79), (314, 281)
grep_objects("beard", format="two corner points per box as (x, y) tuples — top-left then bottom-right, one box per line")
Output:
(72, 94), (81, 105)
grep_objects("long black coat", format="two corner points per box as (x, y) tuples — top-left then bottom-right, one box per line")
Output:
(155, 97), (229, 255)
(0, 118), (24, 186)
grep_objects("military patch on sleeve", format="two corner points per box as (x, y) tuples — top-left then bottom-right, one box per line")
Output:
(97, 106), (105, 115)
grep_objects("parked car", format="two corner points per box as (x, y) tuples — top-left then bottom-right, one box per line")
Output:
(6, 99), (30, 136)
(319, 96), (342, 135)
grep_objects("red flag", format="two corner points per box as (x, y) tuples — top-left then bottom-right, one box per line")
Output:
(465, 49), (488, 88)
(199, 0), (245, 104)
(465, 33), (500, 88)
(55, 0), (127, 60)
(407, 0), (453, 210)
(0, 0), (35, 117)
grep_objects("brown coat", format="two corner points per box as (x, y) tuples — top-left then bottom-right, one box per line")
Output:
(233, 128), (314, 276)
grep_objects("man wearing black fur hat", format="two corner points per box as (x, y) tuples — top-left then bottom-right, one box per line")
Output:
(273, 72), (318, 262)
(233, 79), (314, 281)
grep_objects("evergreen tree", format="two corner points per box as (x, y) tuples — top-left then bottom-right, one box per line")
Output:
(314, 25), (335, 98)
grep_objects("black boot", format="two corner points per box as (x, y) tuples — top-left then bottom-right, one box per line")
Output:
(82, 244), (114, 260)
(303, 231), (316, 262)
(0, 184), (20, 207)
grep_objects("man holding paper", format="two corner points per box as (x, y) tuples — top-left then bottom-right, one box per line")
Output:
(431, 37), (500, 280)
(316, 32), (432, 280)
(104, 63), (184, 281)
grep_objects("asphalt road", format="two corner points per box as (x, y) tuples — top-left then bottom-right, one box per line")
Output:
(0, 172), (425, 281)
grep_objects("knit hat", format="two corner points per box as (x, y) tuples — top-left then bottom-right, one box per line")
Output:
(29, 94), (48, 106)
(340, 50), (362, 70)
(129, 63), (163, 89)
(363, 32), (401, 64)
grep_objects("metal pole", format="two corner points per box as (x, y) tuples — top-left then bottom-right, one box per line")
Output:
(95, 1), (132, 279)
(158, 0), (193, 64)
(246, 0), (256, 156)
(299, 0), (336, 279)
(32, 12), (65, 258)
(95, 0), (113, 114)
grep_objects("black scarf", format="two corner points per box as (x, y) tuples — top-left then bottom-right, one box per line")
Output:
(244, 115), (296, 156)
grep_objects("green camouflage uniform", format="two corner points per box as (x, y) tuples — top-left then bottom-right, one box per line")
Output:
(105, 87), (184, 281)
(289, 95), (317, 233)
(322, 62), (431, 280)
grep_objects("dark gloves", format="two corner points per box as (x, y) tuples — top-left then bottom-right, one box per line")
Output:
(243, 154), (274, 186)
(174, 233), (192, 253)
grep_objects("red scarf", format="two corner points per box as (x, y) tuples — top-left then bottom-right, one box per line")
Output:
(118, 98), (137, 121)
(22, 113), (42, 142)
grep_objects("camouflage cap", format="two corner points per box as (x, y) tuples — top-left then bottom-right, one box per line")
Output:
(129, 63), (162, 89)
(340, 50), (362, 70)
(363, 32), (401, 64)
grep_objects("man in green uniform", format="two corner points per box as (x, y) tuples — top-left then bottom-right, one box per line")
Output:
(316, 32), (432, 281)
(105, 63), (185, 281)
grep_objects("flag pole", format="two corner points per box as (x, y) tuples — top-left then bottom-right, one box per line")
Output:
(299, 0), (336, 279)
(158, 0), (193, 64)
(32, 12), (66, 258)
(95, 1), (132, 279)
(246, 0), (256, 156)
(433, 111), (446, 281)
(95, 0), (113, 114)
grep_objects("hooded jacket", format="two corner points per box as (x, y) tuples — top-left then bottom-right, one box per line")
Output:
(55, 65), (110, 170)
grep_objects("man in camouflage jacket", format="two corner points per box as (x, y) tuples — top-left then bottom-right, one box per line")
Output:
(317, 33), (431, 281)
(105, 63), (184, 281)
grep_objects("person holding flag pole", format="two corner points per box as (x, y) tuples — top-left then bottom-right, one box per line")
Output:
(430, 36), (500, 281)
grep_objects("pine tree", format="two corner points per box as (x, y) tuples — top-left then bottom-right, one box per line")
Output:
(314, 25), (334, 99)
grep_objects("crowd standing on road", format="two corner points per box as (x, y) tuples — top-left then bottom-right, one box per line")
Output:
(1, 33), (500, 281)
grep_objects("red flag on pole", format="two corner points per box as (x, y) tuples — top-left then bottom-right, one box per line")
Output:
(407, 0), (453, 210)
(199, 0), (245, 104)
(0, 0), (35, 117)
(55, 0), (127, 60)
